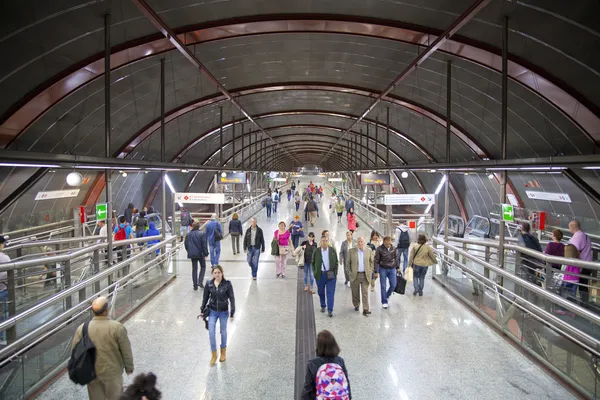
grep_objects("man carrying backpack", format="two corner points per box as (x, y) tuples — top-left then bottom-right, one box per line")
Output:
(264, 195), (273, 218)
(307, 196), (318, 227)
(395, 221), (411, 272)
(205, 214), (223, 267)
(70, 296), (133, 400)
(113, 216), (133, 273)
(273, 191), (280, 213)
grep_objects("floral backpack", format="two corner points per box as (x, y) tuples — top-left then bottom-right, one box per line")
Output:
(315, 363), (350, 399)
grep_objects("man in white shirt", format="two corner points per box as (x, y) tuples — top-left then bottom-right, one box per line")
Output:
(348, 237), (374, 316)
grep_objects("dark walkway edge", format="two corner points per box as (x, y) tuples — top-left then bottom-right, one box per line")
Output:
(294, 267), (317, 399)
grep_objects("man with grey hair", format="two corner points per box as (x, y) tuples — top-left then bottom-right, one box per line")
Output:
(569, 220), (593, 302)
(243, 217), (265, 280)
(205, 213), (223, 267)
(348, 236), (374, 315)
(71, 296), (133, 400)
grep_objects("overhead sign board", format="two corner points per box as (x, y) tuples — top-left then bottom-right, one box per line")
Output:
(175, 192), (226, 204)
(35, 189), (80, 201)
(384, 194), (435, 205)
(361, 174), (390, 185)
(271, 177), (287, 182)
(506, 193), (519, 207)
(501, 204), (514, 222)
(526, 191), (571, 203)
(328, 178), (343, 182)
(96, 203), (108, 221)
(218, 172), (247, 184)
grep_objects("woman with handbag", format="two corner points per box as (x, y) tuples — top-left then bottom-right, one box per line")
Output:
(274, 221), (292, 278)
(347, 208), (357, 233)
(200, 265), (235, 366)
(407, 234), (437, 296)
(298, 232), (318, 293)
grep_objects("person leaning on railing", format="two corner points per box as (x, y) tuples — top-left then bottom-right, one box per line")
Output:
(518, 222), (543, 284)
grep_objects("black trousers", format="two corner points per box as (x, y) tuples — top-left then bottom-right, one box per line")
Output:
(192, 258), (207, 288)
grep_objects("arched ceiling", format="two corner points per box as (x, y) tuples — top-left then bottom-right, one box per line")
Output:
(1, 0), (599, 220)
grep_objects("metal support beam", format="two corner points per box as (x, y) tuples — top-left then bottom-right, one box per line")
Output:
(104, 13), (113, 271)
(498, 15), (509, 288)
(444, 60), (451, 244)
(160, 58), (167, 241)
(321, 0), (493, 162)
(219, 106), (223, 168)
(130, 0), (301, 165)
(386, 108), (390, 166)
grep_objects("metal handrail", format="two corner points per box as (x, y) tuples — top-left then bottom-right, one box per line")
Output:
(0, 235), (162, 272)
(0, 237), (179, 363)
(434, 249), (600, 356)
(432, 237), (600, 326)
(4, 235), (105, 252)
(0, 236), (174, 333)
(222, 190), (270, 217)
(441, 236), (600, 271)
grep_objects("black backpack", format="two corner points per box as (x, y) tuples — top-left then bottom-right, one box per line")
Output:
(397, 230), (410, 248)
(68, 321), (96, 385)
(213, 225), (223, 242)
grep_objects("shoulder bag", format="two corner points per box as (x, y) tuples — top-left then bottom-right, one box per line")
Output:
(276, 231), (289, 256)
(213, 224), (223, 241)
(270, 234), (280, 256)
(322, 258), (335, 280)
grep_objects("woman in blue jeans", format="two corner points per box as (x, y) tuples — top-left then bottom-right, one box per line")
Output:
(300, 233), (318, 292)
(407, 234), (437, 296)
(200, 265), (235, 366)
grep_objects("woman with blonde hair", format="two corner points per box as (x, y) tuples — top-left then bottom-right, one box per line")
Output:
(229, 213), (243, 255)
(408, 234), (437, 297)
(275, 221), (292, 278)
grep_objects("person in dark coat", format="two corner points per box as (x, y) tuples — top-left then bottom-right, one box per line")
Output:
(518, 222), (543, 283)
(124, 203), (134, 224)
(185, 221), (209, 290)
(243, 217), (265, 280)
(228, 213), (243, 255)
(301, 330), (351, 400)
(345, 198), (355, 216)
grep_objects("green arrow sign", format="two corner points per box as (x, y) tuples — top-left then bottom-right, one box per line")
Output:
(501, 203), (514, 222)
(96, 203), (107, 221)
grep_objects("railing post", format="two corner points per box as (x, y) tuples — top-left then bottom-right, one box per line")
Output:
(484, 246), (491, 281)
(6, 269), (17, 342)
(543, 260), (552, 291)
(93, 249), (101, 294)
(63, 259), (72, 310)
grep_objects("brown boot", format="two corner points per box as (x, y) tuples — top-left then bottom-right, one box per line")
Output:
(219, 347), (227, 362)
(209, 350), (217, 366)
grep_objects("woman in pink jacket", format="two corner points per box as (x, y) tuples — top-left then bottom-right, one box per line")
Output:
(275, 222), (292, 278)
(347, 208), (357, 233)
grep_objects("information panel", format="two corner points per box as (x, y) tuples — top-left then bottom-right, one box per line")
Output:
(175, 193), (226, 204)
(526, 191), (571, 203)
(360, 174), (390, 185)
(218, 172), (247, 184)
(384, 194), (435, 205)
(501, 204), (514, 222)
(35, 189), (80, 201)
(96, 203), (108, 221)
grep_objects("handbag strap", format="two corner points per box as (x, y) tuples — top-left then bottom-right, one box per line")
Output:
(411, 245), (424, 267)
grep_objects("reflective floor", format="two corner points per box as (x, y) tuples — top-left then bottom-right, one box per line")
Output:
(36, 179), (575, 399)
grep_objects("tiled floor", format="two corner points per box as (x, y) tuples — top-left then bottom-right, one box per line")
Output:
(37, 180), (576, 399)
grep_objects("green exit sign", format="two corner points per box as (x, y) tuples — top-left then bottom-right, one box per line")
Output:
(501, 204), (514, 222)
(96, 203), (107, 221)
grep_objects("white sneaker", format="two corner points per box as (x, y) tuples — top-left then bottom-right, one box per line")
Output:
(382, 304), (389, 309)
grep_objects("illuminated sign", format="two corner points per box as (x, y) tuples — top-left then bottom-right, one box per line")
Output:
(526, 191), (571, 203)
(35, 189), (80, 200)
(360, 174), (390, 185)
(218, 172), (247, 184)
(174, 193), (226, 204)
(384, 194), (435, 205)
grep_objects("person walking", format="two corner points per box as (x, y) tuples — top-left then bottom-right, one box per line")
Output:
(544, 229), (565, 269)
(289, 215), (304, 249)
(133, 211), (148, 247)
(294, 191), (301, 212)
(184, 221), (209, 290)
(345, 197), (355, 216)
(347, 208), (357, 234)
(307, 196), (318, 227)
(395, 221), (411, 272)
(348, 237), (374, 316)
(243, 218), (265, 280)
(205, 214), (223, 267)
(274, 222), (292, 278)
(273, 191), (280, 213)
(299, 232), (317, 293)
(124, 203), (135, 225)
(408, 234), (437, 296)
(264, 195), (273, 218)
(339, 231), (356, 287)
(200, 265), (235, 366)
(228, 213), (243, 255)
(568, 220), (593, 303)
(301, 330), (351, 400)
(374, 236), (397, 309)
(179, 208), (192, 242)
(312, 235), (339, 317)
(287, 188), (292, 202)
(518, 222), (543, 283)
(113, 215), (134, 267)
(144, 222), (161, 260)
(367, 231), (381, 292)
(334, 197), (345, 224)
(71, 297), (133, 400)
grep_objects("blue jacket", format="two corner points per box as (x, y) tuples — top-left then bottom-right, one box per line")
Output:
(345, 199), (355, 212)
(229, 219), (243, 234)
(185, 228), (208, 259)
(205, 219), (223, 244)
(144, 222), (161, 253)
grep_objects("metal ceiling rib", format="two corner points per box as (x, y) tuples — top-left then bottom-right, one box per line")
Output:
(321, 0), (493, 163)
(130, 0), (301, 166)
